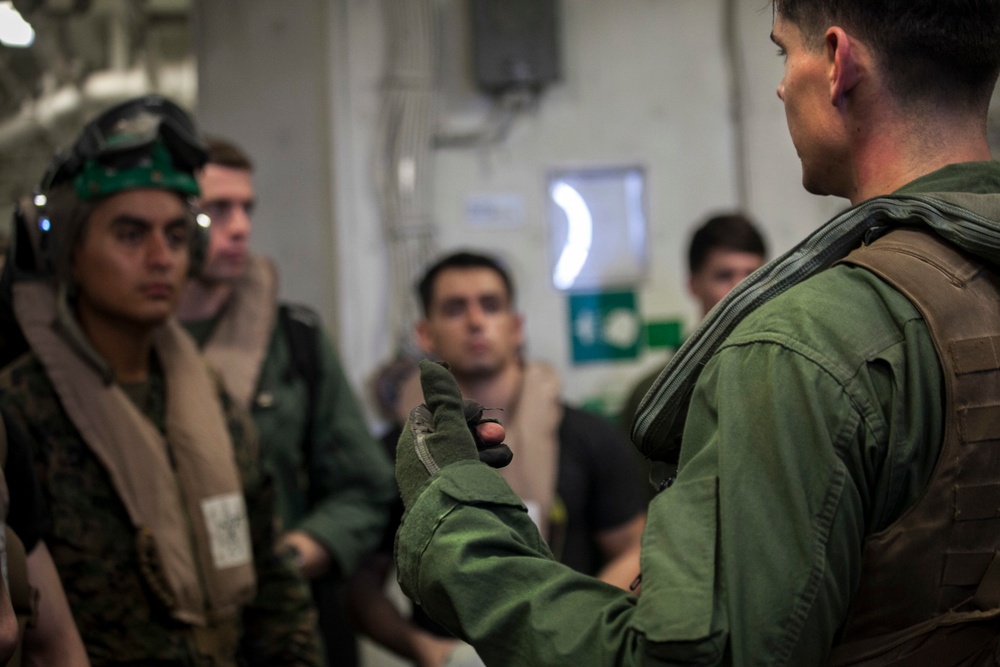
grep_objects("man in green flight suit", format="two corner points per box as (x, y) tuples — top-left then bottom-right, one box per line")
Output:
(176, 136), (395, 666)
(0, 96), (322, 666)
(393, 1), (1000, 664)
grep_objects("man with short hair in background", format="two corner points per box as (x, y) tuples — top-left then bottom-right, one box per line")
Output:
(685, 213), (768, 318)
(177, 137), (395, 667)
(350, 250), (646, 667)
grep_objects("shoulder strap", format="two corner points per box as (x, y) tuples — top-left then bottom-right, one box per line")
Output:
(278, 303), (322, 462)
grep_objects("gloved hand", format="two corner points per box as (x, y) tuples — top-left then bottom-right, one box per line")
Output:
(396, 360), (513, 508)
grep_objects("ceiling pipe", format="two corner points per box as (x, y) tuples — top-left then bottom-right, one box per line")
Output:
(0, 60), (194, 151)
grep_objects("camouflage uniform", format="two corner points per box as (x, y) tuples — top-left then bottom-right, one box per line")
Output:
(0, 352), (322, 666)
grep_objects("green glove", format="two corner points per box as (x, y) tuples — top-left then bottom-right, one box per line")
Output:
(396, 360), (512, 508)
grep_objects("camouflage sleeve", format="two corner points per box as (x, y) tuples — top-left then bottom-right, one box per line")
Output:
(221, 389), (323, 666)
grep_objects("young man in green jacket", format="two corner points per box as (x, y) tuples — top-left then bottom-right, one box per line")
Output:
(176, 137), (395, 666)
(392, 1), (1000, 664)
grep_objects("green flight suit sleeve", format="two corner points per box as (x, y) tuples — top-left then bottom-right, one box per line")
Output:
(664, 336), (869, 665)
(396, 343), (871, 664)
(396, 461), (647, 665)
(292, 329), (395, 578)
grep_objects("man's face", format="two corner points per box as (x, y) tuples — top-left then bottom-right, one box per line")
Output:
(772, 14), (850, 198)
(689, 248), (766, 316)
(197, 164), (255, 283)
(73, 188), (191, 330)
(416, 267), (523, 380)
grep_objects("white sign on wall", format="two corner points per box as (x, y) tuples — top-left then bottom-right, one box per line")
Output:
(546, 166), (648, 292)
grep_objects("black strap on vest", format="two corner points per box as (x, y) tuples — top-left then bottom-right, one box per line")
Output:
(278, 304), (321, 430)
(277, 303), (323, 503)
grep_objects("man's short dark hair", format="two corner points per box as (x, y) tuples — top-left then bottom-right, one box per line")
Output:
(688, 213), (767, 275)
(417, 250), (516, 316)
(203, 136), (254, 172)
(773, 0), (1000, 109)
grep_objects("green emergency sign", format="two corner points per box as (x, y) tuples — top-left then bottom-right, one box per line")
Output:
(568, 291), (641, 363)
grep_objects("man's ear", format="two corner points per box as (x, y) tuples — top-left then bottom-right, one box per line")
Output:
(415, 319), (435, 355)
(512, 311), (525, 348)
(826, 26), (862, 105)
(686, 273), (698, 298)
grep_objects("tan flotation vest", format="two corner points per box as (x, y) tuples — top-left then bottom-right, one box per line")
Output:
(830, 227), (1000, 665)
(13, 281), (257, 664)
(198, 255), (279, 411)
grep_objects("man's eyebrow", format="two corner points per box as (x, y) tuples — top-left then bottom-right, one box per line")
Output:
(111, 215), (189, 228)
(111, 214), (152, 227)
(770, 31), (778, 44)
(203, 196), (255, 203)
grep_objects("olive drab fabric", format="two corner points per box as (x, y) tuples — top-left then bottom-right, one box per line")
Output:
(831, 225), (1000, 664)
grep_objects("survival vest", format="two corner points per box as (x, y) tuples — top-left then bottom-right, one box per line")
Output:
(830, 227), (1000, 665)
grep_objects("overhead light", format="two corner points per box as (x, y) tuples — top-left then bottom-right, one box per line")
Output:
(0, 1), (35, 48)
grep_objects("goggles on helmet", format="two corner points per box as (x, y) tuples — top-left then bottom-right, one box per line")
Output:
(39, 95), (207, 201)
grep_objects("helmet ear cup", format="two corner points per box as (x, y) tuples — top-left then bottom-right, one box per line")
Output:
(8, 196), (56, 280)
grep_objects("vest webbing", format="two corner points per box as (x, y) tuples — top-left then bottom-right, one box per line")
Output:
(829, 227), (1000, 665)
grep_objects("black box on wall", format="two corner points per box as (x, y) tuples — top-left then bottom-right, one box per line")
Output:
(471, 0), (561, 94)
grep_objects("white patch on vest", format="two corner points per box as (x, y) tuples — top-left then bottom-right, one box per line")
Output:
(201, 493), (252, 569)
(523, 501), (542, 531)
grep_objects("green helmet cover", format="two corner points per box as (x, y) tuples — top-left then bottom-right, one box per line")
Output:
(73, 140), (201, 201)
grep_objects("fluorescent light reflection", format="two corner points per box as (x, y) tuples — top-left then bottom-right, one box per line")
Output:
(0, 2), (35, 48)
(551, 181), (593, 290)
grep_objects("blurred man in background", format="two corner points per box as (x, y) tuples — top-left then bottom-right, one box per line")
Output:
(351, 250), (646, 666)
(177, 137), (395, 667)
(685, 213), (768, 318)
